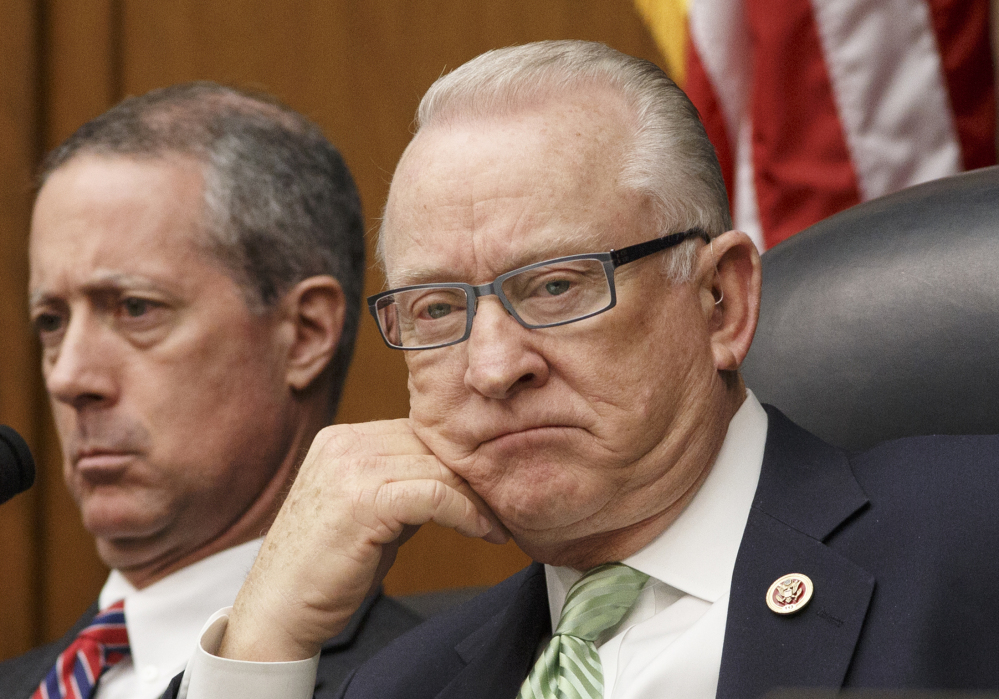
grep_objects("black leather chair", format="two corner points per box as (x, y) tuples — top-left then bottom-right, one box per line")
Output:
(741, 166), (999, 452)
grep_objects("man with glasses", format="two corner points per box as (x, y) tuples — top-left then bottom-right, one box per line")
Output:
(180, 42), (999, 698)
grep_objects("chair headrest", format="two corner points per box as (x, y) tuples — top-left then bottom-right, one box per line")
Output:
(741, 166), (999, 451)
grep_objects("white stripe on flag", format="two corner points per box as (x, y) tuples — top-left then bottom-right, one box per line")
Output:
(55, 653), (67, 697)
(734, 116), (765, 251)
(688, 0), (766, 248)
(688, 0), (751, 146)
(809, 0), (962, 199)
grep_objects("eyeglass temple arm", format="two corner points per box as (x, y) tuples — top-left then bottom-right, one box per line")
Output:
(609, 227), (710, 267)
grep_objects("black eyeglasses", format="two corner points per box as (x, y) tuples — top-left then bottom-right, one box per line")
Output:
(368, 228), (710, 350)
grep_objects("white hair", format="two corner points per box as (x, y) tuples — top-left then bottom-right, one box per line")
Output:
(383, 40), (731, 282)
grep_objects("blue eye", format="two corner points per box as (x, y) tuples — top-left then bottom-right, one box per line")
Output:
(425, 303), (453, 319)
(544, 280), (572, 296)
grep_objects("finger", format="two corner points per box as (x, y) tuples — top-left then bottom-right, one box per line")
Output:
(294, 453), (468, 497)
(343, 462), (509, 544)
(367, 479), (494, 541)
(450, 479), (511, 544)
(296, 424), (511, 543)
(309, 421), (434, 461)
(334, 418), (418, 436)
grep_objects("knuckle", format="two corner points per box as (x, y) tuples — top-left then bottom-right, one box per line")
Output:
(315, 423), (348, 443)
(315, 425), (348, 451)
(356, 485), (403, 538)
(428, 480), (451, 510)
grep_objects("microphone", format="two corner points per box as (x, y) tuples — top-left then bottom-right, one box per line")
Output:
(0, 425), (36, 505)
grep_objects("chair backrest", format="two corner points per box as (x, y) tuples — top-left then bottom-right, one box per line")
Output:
(741, 166), (999, 452)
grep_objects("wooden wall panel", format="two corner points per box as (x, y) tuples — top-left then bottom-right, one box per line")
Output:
(35, 0), (120, 644)
(0, 0), (41, 658)
(1, 0), (665, 658)
(44, 0), (121, 149)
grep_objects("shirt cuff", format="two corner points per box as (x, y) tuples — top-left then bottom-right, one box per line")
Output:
(179, 607), (320, 699)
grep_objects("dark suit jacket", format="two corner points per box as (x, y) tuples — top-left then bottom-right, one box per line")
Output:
(0, 589), (421, 699)
(336, 408), (999, 698)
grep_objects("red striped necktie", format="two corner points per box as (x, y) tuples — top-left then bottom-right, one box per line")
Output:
(33, 600), (131, 699)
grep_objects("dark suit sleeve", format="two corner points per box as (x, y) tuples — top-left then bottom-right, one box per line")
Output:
(312, 592), (422, 697)
(335, 564), (548, 699)
(0, 603), (100, 699)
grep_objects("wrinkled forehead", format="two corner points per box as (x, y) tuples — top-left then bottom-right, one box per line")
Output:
(29, 154), (213, 293)
(380, 96), (650, 286)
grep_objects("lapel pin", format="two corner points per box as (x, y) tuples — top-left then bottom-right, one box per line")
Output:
(766, 573), (814, 615)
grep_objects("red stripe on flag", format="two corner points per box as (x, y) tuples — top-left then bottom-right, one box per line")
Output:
(746, 0), (862, 248)
(925, 0), (996, 170)
(685, 30), (737, 216)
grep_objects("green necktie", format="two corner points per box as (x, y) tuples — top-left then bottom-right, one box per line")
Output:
(518, 563), (650, 699)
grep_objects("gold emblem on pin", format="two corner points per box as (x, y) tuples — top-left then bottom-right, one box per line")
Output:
(766, 573), (813, 615)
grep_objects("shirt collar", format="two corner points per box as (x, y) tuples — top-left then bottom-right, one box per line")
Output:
(545, 390), (768, 617)
(99, 537), (263, 682)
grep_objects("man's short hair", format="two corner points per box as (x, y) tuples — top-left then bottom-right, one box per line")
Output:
(42, 82), (365, 416)
(391, 40), (730, 282)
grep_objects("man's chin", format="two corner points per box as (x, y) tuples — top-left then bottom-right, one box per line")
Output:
(506, 517), (649, 569)
(91, 539), (142, 569)
(94, 529), (184, 572)
(505, 526), (601, 568)
(477, 464), (595, 520)
(84, 510), (171, 562)
(492, 497), (600, 551)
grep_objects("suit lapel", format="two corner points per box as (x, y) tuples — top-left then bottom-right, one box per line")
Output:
(717, 408), (874, 699)
(717, 509), (875, 698)
(435, 563), (549, 699)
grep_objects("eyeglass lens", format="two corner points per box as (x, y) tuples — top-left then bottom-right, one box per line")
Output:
(375, 258), (613, 348)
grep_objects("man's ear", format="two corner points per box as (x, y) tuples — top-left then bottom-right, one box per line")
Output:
(281, 275), (346, 391)
(696, 231), (761, 372)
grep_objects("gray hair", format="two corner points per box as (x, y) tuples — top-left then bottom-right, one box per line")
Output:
(386, 40), (730, 281)
(41, 82), (364, 418)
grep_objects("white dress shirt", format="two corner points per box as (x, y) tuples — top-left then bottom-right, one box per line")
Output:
(183, 392), (768, 699)
(94, 537), (263, 699)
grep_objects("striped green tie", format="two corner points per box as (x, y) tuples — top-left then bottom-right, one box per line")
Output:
(518, 563), (650, 699)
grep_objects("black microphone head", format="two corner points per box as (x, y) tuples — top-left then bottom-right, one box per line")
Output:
(0, 425), (36, 505)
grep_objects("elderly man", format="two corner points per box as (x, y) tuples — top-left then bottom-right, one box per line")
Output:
(0, 83), (420, 699)
(182, 42), (999, 698)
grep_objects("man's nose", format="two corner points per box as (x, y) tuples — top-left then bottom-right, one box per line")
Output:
(45, 313), (119, 411)
(463, 298), (549, 400)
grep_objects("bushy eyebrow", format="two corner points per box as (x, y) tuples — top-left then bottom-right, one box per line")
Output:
(29, 272), (166, 308)
(386, 227), (600, 288)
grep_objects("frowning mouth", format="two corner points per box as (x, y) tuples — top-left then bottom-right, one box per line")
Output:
(481, 425), (580, 447)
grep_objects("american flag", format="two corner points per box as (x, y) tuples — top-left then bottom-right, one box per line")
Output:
(636, 0), (996, 250)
